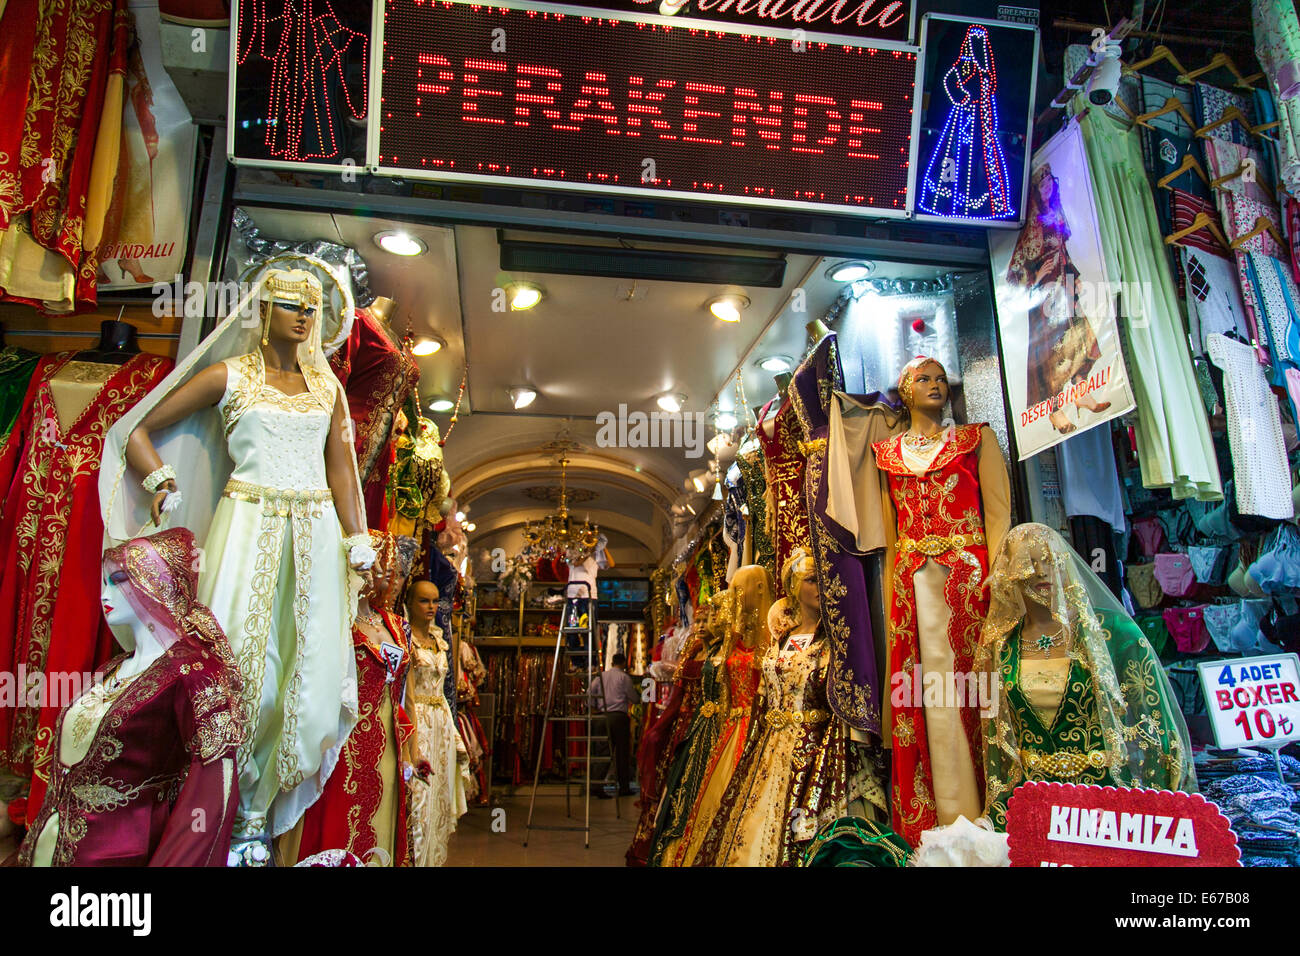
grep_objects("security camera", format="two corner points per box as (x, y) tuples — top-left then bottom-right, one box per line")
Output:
(1087, 44), (1122, 106)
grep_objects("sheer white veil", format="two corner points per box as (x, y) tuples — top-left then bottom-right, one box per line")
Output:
(99, 255), (363, 547)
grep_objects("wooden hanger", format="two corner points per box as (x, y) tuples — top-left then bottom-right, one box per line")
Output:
(1228, 215), (1286, 251)
(1156, 152), (1211, 189)
(1136, 96), (1197, 131)
(1196, 106), (1256, 140)
(1209, 161), (1276, 202)
(1178, 52), (1264, 90)
(1122, 44), (1188, 78)
(1164, 211), (1228, 249)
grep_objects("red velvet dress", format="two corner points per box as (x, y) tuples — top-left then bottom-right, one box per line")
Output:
(757, 397), (811, 595)
(873, 423), (993, 846)
(296, 612), (414, 866)
(0, 352), (172, 818)
(328, 308), (420, 526)
(17, 641), (244, 866)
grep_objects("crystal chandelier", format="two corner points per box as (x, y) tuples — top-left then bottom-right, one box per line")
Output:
(521, 456), (600, 560)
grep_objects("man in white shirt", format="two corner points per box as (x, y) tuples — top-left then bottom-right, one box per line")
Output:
(588, 654), (638, 796)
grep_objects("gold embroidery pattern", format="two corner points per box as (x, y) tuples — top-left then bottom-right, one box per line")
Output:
(274, 501), (315, 790)
(235, 509), (285, 772)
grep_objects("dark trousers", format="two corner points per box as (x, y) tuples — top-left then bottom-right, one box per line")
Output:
(605, 710), (631, 793)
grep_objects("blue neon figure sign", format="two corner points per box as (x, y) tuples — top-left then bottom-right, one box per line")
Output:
(911, 15), (1038, 228)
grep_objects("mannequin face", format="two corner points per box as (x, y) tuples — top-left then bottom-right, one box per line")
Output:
(798, 576), (820, 615)
(101, 572), (136, 627)
(407, 580), (439, 628)
(1007, 538), (1058, 609)
(264, 300), (317, 346)
(905, 361), (948, 416)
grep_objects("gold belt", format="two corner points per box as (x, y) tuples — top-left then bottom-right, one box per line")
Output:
(897, 532), (986, 557)
(727, 706), (750, 720)
(798, 438), (827, 456)
(411, 694), (449, 708)
(764, 708), (830, 731)
(223, 479), (334, 513)
(1021, 748), (1108, 779)
(696, 700), (722, 718)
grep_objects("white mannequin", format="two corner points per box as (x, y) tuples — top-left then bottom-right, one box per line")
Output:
(101, 573), (169, 679)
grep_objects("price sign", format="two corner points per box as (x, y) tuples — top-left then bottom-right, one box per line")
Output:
(1197, 653), (1300, 750)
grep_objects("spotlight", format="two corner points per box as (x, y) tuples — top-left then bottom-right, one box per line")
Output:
(411, 336), (444, 356)
(428, 398), (455, 413)
(708, 294), (750, 322)
(374, 231), (427, 257)
(509, 386), (538, 409)
(464, 522), (477, 532)
(826, 260), (874, 282)
(715, 411), (738, 430)
(757, 354), (792, 373)
(455, 511), (466, 522)
(506, 282), (543, 311)
(657, 392), (686, 413)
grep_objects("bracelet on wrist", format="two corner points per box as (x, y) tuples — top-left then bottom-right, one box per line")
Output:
(142, 464), (176, 494)
(342, 532), (374, 552)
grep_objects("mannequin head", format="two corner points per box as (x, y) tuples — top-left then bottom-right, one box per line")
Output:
(258, 269), (323, 348)
(898, 356), (949, 418)
(407, 580), (440, 631)
(779, 549), (819, 631)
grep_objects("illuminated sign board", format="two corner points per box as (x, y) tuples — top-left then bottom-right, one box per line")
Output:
(228, 1), (1036, 224)
(376, 1), (917, 216)
(908, 13), (1038, 227)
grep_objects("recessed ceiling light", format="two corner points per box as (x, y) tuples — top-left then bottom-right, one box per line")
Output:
(509, 386), (538, 409)
(657, 392), (686, 413)
(708, 294), (750, 322)
(463, 521), (477, 532)
(428, 398), (455, 412)
(757, 354), (793, 373)
(411, 336), (444, 356)
(506, 282), (543, 311)
(455, 511), (466, 522)
(374, 231), (427, 257)
(826, 260), (874, 282)
(715, 411), (738, 430)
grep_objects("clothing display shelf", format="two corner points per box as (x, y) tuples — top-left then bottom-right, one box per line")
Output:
(473, 580), (563, 639)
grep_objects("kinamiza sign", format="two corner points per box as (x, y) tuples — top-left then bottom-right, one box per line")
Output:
(377, 2), (917, 216)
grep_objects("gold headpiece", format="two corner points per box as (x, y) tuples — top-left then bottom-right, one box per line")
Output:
(898, 355), (944, 408)
(781, 549), (817, 598)
(262, 269), (323, 309)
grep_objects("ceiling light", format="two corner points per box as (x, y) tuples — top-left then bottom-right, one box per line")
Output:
(757, 354), (792, 373)
(657, 392), (686, 413)
(715, 411), (738, 431)
(708, 294), (750, 322)
(428, 398), (455, 413)
(374, 231), (427, 257)
(455, 511), (466, 522)
(506, 282), (543, 311)
(827, 260), (874, 282)
(411, 336), (444, 356)
(464, 522), (476, 532)
(509, 386), (538, 409)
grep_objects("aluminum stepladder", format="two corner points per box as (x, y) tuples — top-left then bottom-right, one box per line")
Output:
(522, 582), (607, 849)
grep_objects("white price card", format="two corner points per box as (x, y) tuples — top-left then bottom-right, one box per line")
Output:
(1197, 653), (1300, 750)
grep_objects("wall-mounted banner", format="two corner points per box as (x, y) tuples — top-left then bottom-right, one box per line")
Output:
(1006, 782), (1241, 867)
(97, 0), (199, 290)
(988, 122), (1136, 460)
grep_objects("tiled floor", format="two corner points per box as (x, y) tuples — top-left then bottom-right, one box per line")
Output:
(446, 786), (638, 866)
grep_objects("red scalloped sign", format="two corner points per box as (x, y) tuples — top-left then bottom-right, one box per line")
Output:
(1006, 782), (1241, 867)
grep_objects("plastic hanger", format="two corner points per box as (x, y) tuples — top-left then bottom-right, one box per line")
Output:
(1156, 152), (1211, 189)
(1178, 52), (1263, 90)
(1164, 211), (1228, 249)
(1136, 95), (1198, 132)
(1228, 215), (1286, 251)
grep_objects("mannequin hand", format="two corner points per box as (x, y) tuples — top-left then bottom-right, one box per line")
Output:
(151, 480), (178, 526)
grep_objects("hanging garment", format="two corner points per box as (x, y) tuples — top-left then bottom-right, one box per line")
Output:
(722, 464), (745, 584)
(1206, 333), (1295, 519)
(0, 0), (131, 312)
(1181, 247), (1252, 353)
(757, 396), (812, 596)
(1057, 425), (1126, 533)
(1244, 253), (1300, 366)
(791, 333), (904, 734)
(295, 612), (413, 867)
(0, 345), (40, 440)
(1147, 130), (1213, 236)
(735, 446), (776, 577)
(1140, 75), (1198, 138)
(1073, 107), (1223, 501)
(1194, 82), (1257, 145)
(328, 306), (420, 526)
(873, 423), (1011, 846)
(1253, 0), (1300, 191)
(0, 352), (171, 815)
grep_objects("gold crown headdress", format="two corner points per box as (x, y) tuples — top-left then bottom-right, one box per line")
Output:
(262, 269), (323, 309)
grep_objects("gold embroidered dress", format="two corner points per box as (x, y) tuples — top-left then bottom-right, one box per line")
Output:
(198, 350), (356, 839)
